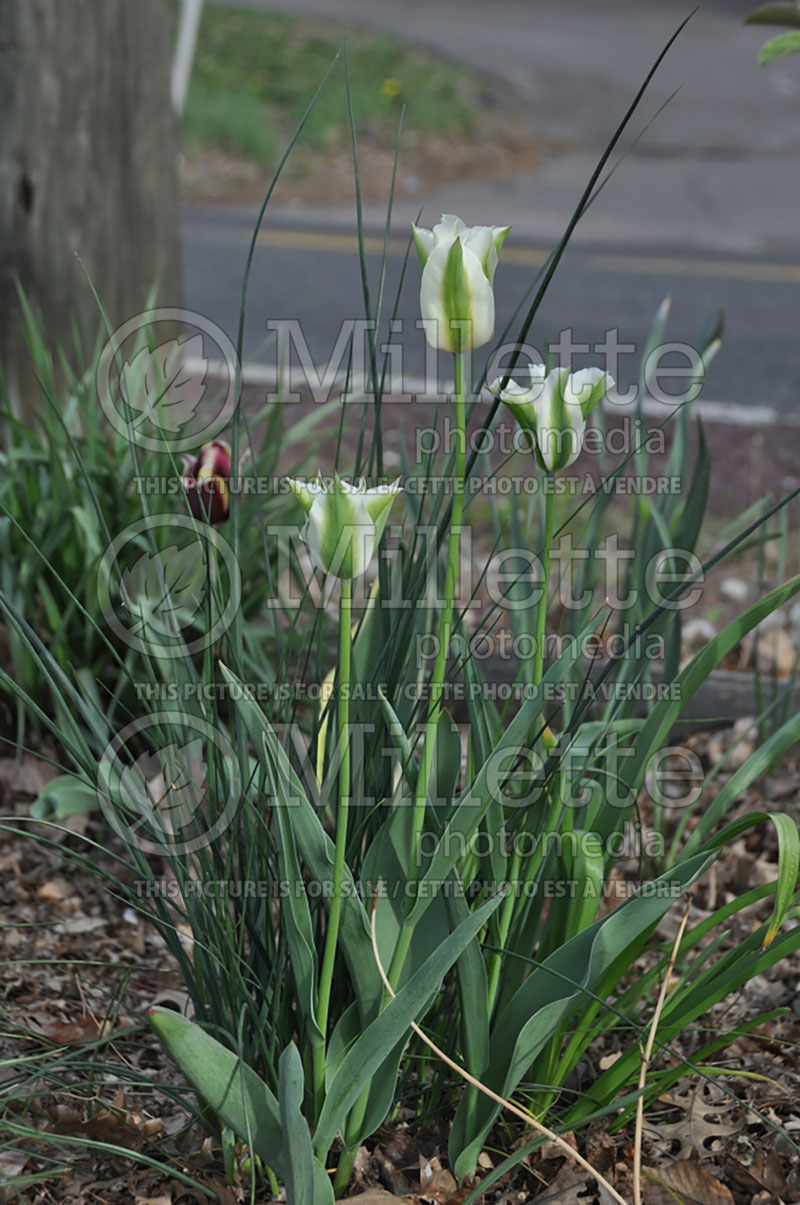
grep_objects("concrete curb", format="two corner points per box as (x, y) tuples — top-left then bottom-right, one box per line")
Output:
(187, 357), (800, 431)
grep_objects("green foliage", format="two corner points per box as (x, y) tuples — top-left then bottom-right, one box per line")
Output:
(745, 2), (800, 62)
(0, 294), (322, 742)
(759, 30), (800, 62)
(183, 6), (479, 166)
(745, 2), (800, 28)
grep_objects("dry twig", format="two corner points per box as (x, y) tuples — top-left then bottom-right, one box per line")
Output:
(632, 900), (692, 1205)
(370, 891), (630, 1205)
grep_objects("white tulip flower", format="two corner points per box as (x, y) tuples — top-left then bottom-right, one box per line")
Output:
(287, 474), (403, 580)
(490, 365), (614, 472)
(413, 214), (510, 353)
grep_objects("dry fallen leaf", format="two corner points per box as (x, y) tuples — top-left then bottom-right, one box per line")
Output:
(645, 1158), (734, 1205)
(373, 1142), (411, 1195)
(726, 1149), (790, 1199)
(59, 915), (108, 934)
(542, 1159), (592, 1205)
(34, 1013), (117, 1044)
(644, 1082), (742, 1159)
(419, 1153), (458, 1201)
(49, 1106), (141, 1147)
(36, 878), (72, 902)
(0, 755), (57, 803)
(749, 1150), (788, 1196)
(345, 1193), (406, 1205)
(599, 1051), (623, 1070)
(0, 1148), (30, 1178)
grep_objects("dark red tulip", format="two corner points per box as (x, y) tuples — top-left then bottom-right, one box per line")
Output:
(182, 440), (232, 524)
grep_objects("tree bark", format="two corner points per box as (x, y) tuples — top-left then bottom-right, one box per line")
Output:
(0, 0), (181, 410)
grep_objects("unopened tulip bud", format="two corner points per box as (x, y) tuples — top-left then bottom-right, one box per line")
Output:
(413, 214), (510, 353)
(287, 474), (403, 580)
(182, 440), (234, 524)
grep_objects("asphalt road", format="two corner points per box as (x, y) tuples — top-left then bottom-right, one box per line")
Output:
(209, 0), (800, 255)
(183, 0), (800, 419)
(182, 205), (800, 419)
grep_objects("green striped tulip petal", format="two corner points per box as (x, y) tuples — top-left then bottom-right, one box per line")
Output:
(490, 364), (614, 474)
(287, 476), (403, 580)
(414, 213), (510, 352)
(564, 366), (614, 419)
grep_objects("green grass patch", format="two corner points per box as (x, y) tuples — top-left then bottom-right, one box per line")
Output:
(182, 5), (483, 166)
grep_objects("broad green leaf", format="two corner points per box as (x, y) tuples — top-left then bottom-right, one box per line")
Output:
(219, 663), (382, 1018)
(377, 684), (417, 791)
(449, 853), (714, 1181)
(407, 621), (594, 926)
(270, 741), (324, 1051)
(759, 30), (800, 61)
(446, 887), (490, 1081)
(31, 774), (97, 821)
(430, 709), (462, 814)
(148, 1008), (284, 1174)
(279, 1043), (333, 1205)
(326, 1003), (407, 1150)
(360, 800), (451, 990)
(313, 889), (503, 1159)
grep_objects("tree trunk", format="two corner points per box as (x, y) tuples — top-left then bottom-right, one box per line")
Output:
(0, 0), (182, 410)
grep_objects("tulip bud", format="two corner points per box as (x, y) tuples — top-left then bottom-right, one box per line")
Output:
(413, 214), (510, 353)
(287, 474), (403, 580)
(182, 440), (233, 524)
(490, 365), (613, 473)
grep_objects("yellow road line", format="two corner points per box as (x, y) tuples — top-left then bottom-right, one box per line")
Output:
(190, 222), (800, 285)
(256, 229), (407, 256)
(588, 252), (800, 285)
(254, 228), (550, 267)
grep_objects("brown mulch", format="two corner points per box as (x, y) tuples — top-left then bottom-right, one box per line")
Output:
(180, 120), (545, 208)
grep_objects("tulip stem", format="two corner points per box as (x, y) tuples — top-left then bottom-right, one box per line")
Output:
(389, 351), (467, 987)
(533, 484), (554, 687)
(485, 482), (554, 1020)
(314, 574), (352, 1110)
